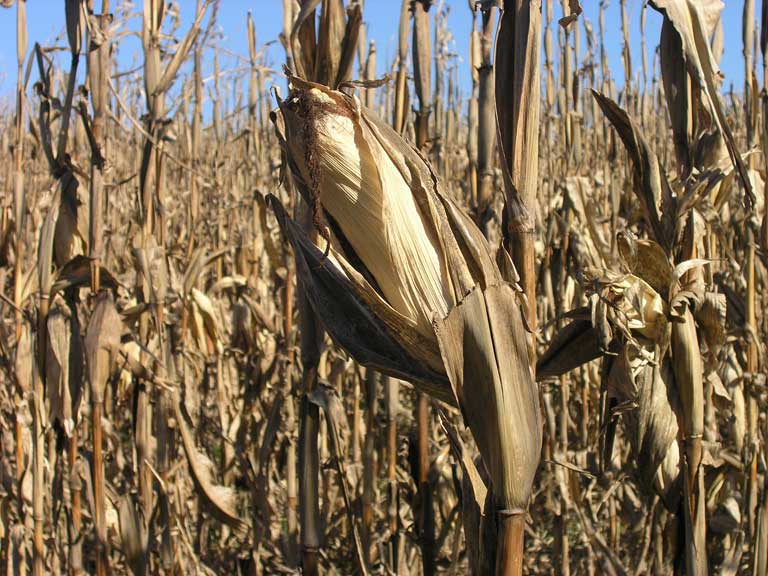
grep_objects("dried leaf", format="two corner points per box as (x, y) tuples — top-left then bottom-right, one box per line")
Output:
(593, 91), (677, 253)
(51, 255), (119, 296)
(435, 283), (541, 510)
(649, 0), (754, 208)
(191, 288), (222, 355)
(174, 391), (250, 536)
(537, 311), (603, 381)
(558, 0), (583, 28)
(441, 413), (486, 575)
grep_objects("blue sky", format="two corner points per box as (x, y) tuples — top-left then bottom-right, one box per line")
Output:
(0, 1), (751, 112)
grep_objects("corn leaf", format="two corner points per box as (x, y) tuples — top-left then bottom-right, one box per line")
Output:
(649, 0), (755, 208)
(435, 283), (541, 510)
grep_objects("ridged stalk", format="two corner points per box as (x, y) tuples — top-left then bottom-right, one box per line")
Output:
(495, 1), (543, 570)
(412, 3), (435, 573)
(476, 3), (497, 235)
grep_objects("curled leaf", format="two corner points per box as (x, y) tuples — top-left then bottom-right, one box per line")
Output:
(537, 310), (603, 381)
(174, 392), (250, 536)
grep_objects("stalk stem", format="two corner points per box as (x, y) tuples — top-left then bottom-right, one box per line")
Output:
(69, 428), (82, 574)
(32, 376), (44, 576)
(93, 401), (107, 576)
(495, 513), (526, 576)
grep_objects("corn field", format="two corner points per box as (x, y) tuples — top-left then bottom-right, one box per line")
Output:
(0, 0), (766, 574)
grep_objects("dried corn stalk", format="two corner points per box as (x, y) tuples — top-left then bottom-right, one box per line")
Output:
(271, 77), (541, 574)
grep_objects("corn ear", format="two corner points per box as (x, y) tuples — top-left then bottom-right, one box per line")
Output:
(272, 78), (542, 576)
(269, 196), (453, 402)
(84, 292), (121, 405)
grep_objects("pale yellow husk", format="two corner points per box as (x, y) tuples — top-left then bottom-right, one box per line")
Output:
(286, 87), (452, 339)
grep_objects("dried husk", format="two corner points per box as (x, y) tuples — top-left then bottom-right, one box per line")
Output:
(133, 236), (168, 309)
(46, 299), (84, 437)
(51, 255), (119, 297)
(616, 233), (674, 300)
(607, 344), (682, 509)
(670, 292), (708, 574)
(14, 321), (33, 395)
(315, 0), (346, 87)
(190, 288), (223, 356)
(601, 273), (668, 344)
(598, 269), (682, 506)
(270, 197), (452, 402)
(696, 291), (726, 368)
(289, 0), (360, 89)
(84, 292), (122, 404)
(271, 78), (508, 402)
(542, 263), (684, 510)
(52, 173), (88, 268)
(277, 80), (456, 338)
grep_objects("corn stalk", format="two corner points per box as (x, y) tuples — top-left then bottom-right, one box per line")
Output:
(493, 1), (543, 573)
(475, 1), (497, 235)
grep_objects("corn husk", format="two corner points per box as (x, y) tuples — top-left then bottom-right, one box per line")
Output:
(271, 198), (452, 402)
(435, 283), (541, 511)
(542, 260), (684, 509)
(278, 80), (455, 338)
(46, 298), (84, 437)
(272, 77), (506, 402)
(84, 292), (122, 404)
(670, 291), (708, 574)
(607, 342), (682, 508)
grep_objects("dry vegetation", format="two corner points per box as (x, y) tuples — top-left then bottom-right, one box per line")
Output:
(0, 0), (766, 575)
